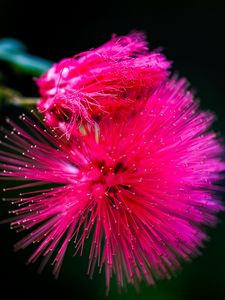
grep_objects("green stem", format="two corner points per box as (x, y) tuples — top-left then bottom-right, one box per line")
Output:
(0, 86), (38, 107)
(0, 38), (53, 77)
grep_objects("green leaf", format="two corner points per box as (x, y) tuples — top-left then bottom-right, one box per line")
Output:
(0, 38), (53, 77)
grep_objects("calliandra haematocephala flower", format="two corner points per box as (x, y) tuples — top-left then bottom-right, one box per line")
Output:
(0, 78), (224, 291)
(36, 32), (170, 135)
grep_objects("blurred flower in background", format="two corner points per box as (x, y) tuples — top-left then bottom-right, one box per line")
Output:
(37, 33), (170, 135)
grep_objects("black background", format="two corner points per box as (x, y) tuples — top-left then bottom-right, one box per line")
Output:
(0, 1), (225, 300)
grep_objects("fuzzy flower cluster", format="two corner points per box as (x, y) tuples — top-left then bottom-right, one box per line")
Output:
(37, 32), (170, 134)
(0, 32), (224, 292)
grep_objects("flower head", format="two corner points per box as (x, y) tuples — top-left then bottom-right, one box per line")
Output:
(1, 78), (224, 290)
(37, 32), (170, 135)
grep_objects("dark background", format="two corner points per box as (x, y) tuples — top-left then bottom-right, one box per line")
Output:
(0, 1), (225, 300)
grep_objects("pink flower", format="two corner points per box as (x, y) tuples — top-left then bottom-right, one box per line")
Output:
(1, 78), (224, 291)
(36, 32), (170, 134)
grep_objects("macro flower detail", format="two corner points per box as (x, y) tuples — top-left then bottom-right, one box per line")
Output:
(37, 32), (170, 134)
(1, 78), (224, 290)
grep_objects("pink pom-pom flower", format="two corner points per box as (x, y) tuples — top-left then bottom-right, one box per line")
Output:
(1, 78), (224, 291)
(36, 32), (170, 134)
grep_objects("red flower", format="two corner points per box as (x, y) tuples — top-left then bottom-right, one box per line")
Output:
(37, 32), (170, 135)
(1, 79), (224, 290)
